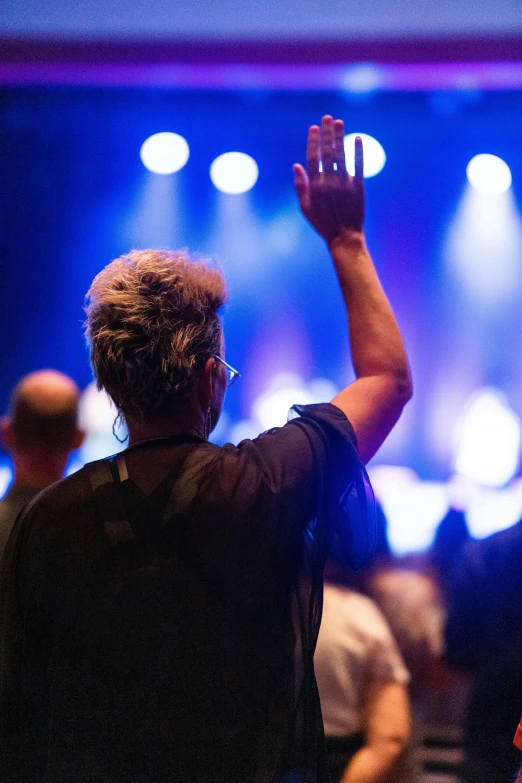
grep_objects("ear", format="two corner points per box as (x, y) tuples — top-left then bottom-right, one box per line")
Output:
(199, 357), (217, 405)
(0, 417), (14, 452)
(72, 428), (86, 451)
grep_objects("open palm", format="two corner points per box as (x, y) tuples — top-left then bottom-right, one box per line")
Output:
(293, 115), (365, 244)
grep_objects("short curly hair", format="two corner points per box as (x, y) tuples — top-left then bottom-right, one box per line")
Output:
(85, 249), (227, 421)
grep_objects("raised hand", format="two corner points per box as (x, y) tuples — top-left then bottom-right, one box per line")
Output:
(293, 115), (364, 244)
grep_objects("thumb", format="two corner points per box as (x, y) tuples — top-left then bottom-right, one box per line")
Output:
(293, 163), (309, 203)
(293, 164), (312, 216)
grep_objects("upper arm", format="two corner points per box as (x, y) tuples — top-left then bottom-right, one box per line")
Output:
(331, 374), (412, 464)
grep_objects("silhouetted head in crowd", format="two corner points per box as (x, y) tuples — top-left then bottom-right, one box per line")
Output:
(85, 249), (229, 445)
(0, 370), (84, 489)
(429, 507), (471, 582)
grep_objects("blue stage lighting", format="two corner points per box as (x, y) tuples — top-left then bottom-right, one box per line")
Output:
(344, 133), (386, 178)
(140, 132), (190, 175)
(466, 153), (512, 195)
(210, 152), (259, 194)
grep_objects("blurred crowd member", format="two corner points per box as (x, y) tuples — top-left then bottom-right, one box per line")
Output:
(364, 513), (467, 780)
(0, 116), (411, 783)
(445, 521), (522, 783)
(315, 560), (410, 783)
(368, 556), (444, 692)
(0, 370), (84, 559)
(428, 508), (471, 604)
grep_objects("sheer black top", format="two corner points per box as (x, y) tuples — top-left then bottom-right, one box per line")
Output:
(0, 403), (374, 783)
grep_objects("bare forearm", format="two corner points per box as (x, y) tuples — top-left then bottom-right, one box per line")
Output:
(329, 231), (410, 392)
(340, 741), (404, 783)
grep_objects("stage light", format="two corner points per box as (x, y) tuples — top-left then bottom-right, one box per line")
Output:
(210, 152), (259, 194)
(465, 484), (522, 540)
(445, 183), (522, 305)
(341, 65), (383, 94)
(344, 133), (386, 178)
(78, 382), (126, 463)
(466, 153), (512, 195)
(251, 374), (339, 431)
(140, 132), (190, 175)
(229, 419), (263, 445)
(454, 388), (521, 487)
(368, 465), (448, 555)
(253, 373), (313, 430)
(0, 464), (12, 499)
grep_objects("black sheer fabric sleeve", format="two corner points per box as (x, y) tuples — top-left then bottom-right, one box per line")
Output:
(226, 402), (376, 571)
(288, 402), (376, 571)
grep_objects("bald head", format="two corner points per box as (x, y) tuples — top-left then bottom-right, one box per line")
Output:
(8, 370), (81, 451)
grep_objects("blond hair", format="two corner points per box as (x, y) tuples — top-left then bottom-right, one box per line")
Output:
(85, 249), (227, 420)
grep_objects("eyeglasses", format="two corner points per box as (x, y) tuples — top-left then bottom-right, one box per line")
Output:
(212, 355), (241, 387)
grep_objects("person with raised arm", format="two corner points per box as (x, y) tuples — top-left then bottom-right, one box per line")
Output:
(0, 116), (410, 783)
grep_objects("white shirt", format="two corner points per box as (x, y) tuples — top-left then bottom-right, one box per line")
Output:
(315, 585), (409, 737)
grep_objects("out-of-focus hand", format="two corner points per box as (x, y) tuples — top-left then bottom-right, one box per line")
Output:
(293, 115), (364, 245)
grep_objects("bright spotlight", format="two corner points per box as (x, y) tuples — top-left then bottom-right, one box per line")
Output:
(0, 464), (12, 499)
(454, 388), (521, 487)
(140, 132), (190, 175)
(344, 133), (386, 178)
(78, 382), (127, 463)
(252, 374), (339, 431)
(253, 373), (313, 430)
(466, 154), (512, 195)
(210, 152), (259, 194)
(465, 485), (522, 540)
(368, 465), (449, 555)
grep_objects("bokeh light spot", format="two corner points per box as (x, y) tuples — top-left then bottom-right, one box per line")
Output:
(466, 153), (512, 195)
(210, 152), (259, 194)
(140, 132), (190, 175)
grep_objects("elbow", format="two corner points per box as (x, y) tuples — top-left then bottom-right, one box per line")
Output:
(376, 733), (410, 768)
(382, 369), (412, 414)
(394, 369), (413, 408)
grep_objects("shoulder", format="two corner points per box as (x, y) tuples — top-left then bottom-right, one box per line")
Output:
(17, 469), (93, 539)
(26, 469), (91, 513)
(324, 586), (391, 638)
(216, 403), (359, 485)
(460, 521), (522, 575)
(486, 519), (522, 550)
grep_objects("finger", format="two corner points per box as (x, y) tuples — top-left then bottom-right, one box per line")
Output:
(321, 115), (335, 174)
(354, 135), (364, 182)
(333, 119), (346, 173)
(306, 125), (320, 183)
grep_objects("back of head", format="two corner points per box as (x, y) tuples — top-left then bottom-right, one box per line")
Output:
(85, 249), (227, 422)
(8, 370), (80, 452)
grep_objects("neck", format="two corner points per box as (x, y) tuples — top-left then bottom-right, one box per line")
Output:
(127, 406), (207, 448)
(13, 453), (69, 490)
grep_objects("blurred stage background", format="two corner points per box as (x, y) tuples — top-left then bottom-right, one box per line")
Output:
(2, 0), (522, 553)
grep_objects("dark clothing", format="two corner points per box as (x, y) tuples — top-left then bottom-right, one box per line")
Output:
(0, 403), (375, 783)
(445, 521), (522, 783)
(0, 482), (41, 562)
(325, 734), (365, 783)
